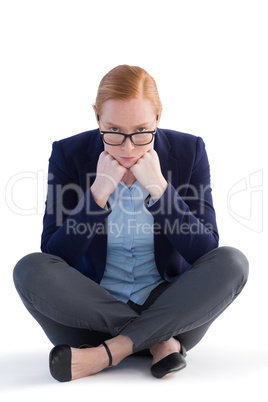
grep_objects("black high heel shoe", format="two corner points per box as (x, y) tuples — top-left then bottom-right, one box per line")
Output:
(151, 344), (187, 379)
(49, 342), (112, 382)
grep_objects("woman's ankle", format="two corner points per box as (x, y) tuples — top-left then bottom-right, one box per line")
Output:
(104, 335), (134, 366)
(150, 338), (181, 364)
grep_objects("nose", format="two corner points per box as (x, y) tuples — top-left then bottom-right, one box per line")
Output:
(120, 137), (136, 152)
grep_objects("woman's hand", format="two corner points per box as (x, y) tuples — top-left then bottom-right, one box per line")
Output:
(130, 149), (168, 202)
(90, 151), (128, 208)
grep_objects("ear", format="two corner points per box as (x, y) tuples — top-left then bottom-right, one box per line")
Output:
(157, 107), (163, 124)
(92, 105), (100, 122)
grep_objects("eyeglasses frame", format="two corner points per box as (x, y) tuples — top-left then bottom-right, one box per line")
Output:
(99, 128), (157, 146)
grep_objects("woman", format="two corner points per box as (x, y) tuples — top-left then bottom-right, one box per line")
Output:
(13, 65), (249, 381)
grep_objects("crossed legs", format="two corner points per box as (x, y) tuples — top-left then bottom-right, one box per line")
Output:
(13, 246), (249, 379)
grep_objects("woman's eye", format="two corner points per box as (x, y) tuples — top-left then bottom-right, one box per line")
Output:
(137, 127), (146, 132)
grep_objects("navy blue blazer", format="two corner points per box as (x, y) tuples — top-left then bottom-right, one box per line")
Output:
(41, 128), (219, 283)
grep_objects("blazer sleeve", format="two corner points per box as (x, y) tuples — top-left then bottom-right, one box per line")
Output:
(147, 136), (219, 264)
(41, 141), (111, 267)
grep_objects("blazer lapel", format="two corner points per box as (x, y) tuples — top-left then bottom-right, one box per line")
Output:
(82, 131), (106, 282)
(153, 129), (179, 280)
(82, 131), (104, 191)
(154, 129), (179, 189)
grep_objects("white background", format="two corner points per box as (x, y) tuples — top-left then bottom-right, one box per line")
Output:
(1, 0), (267, 400)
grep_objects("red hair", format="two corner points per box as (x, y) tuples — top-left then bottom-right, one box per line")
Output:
(94, 65), (162, 117)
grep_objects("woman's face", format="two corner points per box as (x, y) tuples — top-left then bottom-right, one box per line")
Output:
(96, 97), (160, 168)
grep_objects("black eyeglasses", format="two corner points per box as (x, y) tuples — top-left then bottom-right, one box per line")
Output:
(99, 129), (157, 146)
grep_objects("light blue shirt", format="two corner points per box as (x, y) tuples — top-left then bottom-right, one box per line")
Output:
(100, 180), (165, 305)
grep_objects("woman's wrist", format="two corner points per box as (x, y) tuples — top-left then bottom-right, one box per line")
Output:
(149, 179), (168, 202)
(90, 182), (109, 209)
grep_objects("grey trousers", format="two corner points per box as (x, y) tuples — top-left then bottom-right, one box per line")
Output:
(13, 247), (248, 354)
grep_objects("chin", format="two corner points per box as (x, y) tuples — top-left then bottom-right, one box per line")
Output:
(117, 157), (139, 168)
(121, 161), (137, 168)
